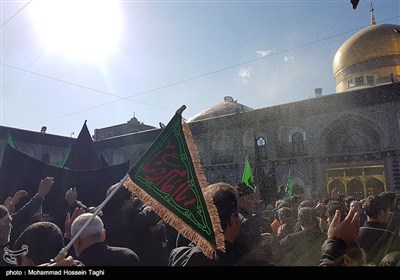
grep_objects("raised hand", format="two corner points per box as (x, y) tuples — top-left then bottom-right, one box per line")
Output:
(3, 190), (28, 213)
(37, 177), (55, 199)
(327, 208), (360, 245)
(65, 187), (78, 205)
(64, 207), (85, 239)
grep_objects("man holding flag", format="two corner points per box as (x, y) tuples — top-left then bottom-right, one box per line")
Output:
(237, 157), (259, 214)
(169, 182), (242, 266)
(233, 158), (273, 265)
(283, 170), (293, 202)
(242, 157), (255, 191)
(123, 106), (224, 259)
(51, 106), (224, 264)
(238, 157), (259, 210)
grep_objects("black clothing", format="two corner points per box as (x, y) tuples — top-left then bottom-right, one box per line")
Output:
(276, 227), (326, 266)
(234, 209), (274, 265)
(77, 242), (140, 266)
(387, 210), (400, 236)
(139, 207), (168, 266)
(356, 221), (400, 265)
(319, 237), (347, 266)
(169, 241), (241, 266)
(236, 210), (262, 256)
(10, 194), (44, 245)
(102, 208), (147, 260)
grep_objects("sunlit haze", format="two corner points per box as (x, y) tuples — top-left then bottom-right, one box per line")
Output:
(1, 1), (399, 137)
(29, 0), (123, 62)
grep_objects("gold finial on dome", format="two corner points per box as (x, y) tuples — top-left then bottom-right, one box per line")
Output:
(370, 0), (376, 25)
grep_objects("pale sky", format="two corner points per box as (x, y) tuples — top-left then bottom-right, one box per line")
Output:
(1, 0), (399, 137)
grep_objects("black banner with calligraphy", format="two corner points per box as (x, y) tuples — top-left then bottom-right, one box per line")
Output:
(124, 108), (224, 259)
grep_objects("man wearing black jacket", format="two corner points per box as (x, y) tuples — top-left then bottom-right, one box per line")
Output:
(71, 213), (140, 266)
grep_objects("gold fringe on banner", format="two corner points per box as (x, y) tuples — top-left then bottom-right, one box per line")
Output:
(124, 117), (225, 260)
(124, 177), (220, 259)
(182, 122), (225, 253)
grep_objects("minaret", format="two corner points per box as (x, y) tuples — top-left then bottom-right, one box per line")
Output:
(370, 0), (376, 25)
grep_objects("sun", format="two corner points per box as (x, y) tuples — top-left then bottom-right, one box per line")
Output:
(29, 0), (123, 62)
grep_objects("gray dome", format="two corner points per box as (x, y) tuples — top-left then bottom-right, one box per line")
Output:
(187, 96), (253, 122)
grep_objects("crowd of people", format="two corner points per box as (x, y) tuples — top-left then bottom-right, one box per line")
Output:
(1, 176), (399, 267)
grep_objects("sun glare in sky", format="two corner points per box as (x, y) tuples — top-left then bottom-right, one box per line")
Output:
(29, 0), (123, 62)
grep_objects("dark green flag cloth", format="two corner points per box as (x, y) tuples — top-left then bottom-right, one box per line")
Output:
(57, 148), (70, 168)
(7, 132), (18, 150)
(124, 106), (224, 259)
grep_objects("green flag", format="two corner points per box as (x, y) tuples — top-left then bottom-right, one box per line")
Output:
(283, 170), (293, 202)
(7, 133), (18, 149)
(242, 157), (254, 190)
(124, 106), (224, 259)
(57, 149), (71, 168)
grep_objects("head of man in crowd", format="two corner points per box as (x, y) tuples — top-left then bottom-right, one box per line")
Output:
(0, 205), (12, 245)
(71, 213), (105, 257)
(103, 184), (134, 215)
(298, 207), (319, 231)
(235, 182), (260, 215)
(40, 210), (54, 223)
(13, 221), (64, 266)
(363, 195), (391, 223)
(205, 182), (241, 243)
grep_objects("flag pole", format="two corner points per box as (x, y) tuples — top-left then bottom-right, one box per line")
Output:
(52, 105), (188, 262)
(176, 104), (186, 115)
(52, 173), (130, 262)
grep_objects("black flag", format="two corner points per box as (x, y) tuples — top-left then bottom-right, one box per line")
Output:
(351, 0), (360, 9)
(0, 144), (129, 225)
(63, 121), (102, 170)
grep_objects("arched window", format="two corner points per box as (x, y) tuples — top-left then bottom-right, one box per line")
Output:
(322, 115), (382, 155)
(257, 137), (266, 146)
(42, 153), (50, 164)
(277, 126), (288, 142)
(289, 128), (306, 142)
(327, 179), (345, 196)
(42, 149), (63, 166)
(347, 178), (364, 200)
(19, 145), (34, 158)
(366, 178), (384, 197)
(50, 149), (63, 166)
(256, 136), (267, 159)
(291, 132), (304, 156)
(112, 148), (124, 165)
(211, 130), (234, 164)
(129, 147), (146, 164)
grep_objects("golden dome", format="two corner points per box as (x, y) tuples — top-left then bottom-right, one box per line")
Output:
(333, 23), (400, 93)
